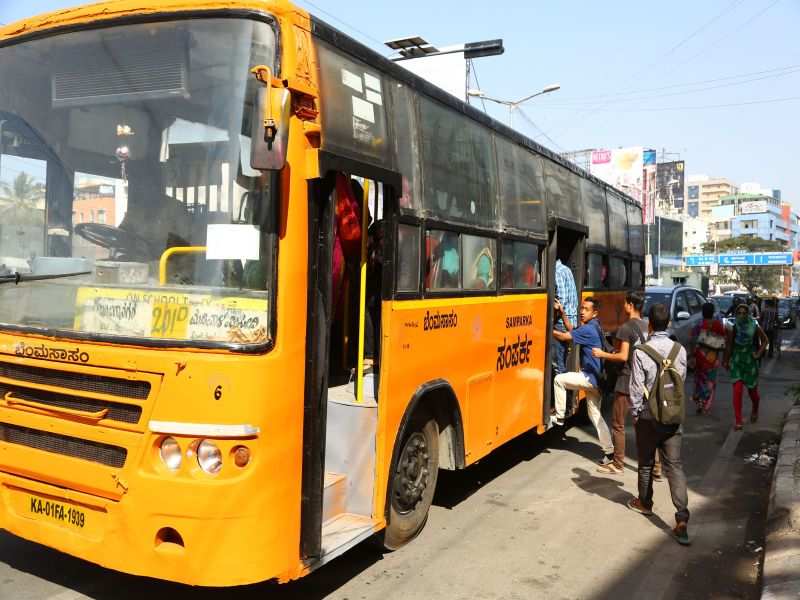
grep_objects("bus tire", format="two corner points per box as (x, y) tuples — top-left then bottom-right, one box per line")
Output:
(383, 413), (439, 551)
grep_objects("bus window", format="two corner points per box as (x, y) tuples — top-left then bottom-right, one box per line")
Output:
(586, 252), (608, 289)
(609, 257), (628, 288)
(631, 261), (644, 288)
(502, 240), (541, 289)
(462, 234), (496, 290)
(397, 223), (420, 292)
(425, 229), (460, 291)
(580, 179), (608, 248)
(387, 82), (421, 214)
(495, 136), (546, 236)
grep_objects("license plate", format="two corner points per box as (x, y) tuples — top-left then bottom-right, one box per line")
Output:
(27, 495), (87, 530)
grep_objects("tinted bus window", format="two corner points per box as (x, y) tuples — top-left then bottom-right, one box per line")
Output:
(463, 235), (496, 290)
(388, 81), (421, 214)
(544, 160), (582, 223)
(608, 257), (627, 288)
(631, 261), (644, 288)
(627, 202), (644, 255)
(580, 179), (608, 248)
(495, 136), (546, 235)
(586, 252), (608, 289)
(606, 191), (629, 252)
(501, 240), (541, 289)
(317, 41), (390, 165)
(425, 229), (461, 290)
(419, 97), (497, 227)
(397, 223), (420, 292)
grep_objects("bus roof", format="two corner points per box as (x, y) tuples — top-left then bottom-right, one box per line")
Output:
(0, 0), (299, 43)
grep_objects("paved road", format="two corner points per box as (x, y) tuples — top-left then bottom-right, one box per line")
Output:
(2, 328), (799, 600)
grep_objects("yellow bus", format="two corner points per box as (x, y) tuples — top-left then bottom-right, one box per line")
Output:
(0, 0), (644, 586)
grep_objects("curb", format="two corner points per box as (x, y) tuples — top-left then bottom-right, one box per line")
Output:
(762, 403), (800, 599)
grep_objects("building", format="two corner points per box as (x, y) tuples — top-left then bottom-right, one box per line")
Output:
(687, 175), (738, 222)
(729, 194), (798, 245)
(682, 217), (709, 255)
(73, 182), (116, 227)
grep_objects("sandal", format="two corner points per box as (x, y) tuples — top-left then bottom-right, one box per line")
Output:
(734, 423), (743, 431)
(750, 413), (759, 424)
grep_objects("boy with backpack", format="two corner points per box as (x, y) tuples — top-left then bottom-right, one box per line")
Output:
(627, 303), (691, 546)
(552, 297), (614, 464)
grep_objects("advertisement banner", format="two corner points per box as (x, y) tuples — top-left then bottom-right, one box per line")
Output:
(656, 161), (685, 210)
(590, 146), (644, 204)
(740, 200), (768, 215)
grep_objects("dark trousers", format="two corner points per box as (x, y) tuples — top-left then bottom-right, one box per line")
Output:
(635, 417), (690, 524)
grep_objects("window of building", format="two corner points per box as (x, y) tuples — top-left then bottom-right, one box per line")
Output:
(96, 209), (106, 224)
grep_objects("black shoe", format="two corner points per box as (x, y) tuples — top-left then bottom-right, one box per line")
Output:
(598, 453), (614, 466)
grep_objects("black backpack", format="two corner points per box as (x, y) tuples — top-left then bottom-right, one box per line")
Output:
(636, 342), (686, 425)
(591, 320), (618, 394)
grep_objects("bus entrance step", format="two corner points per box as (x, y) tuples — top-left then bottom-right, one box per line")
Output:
(320, 513), (374, 567)
(323, 471), (347, 523)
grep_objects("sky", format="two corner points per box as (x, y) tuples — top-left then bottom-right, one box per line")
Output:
(1, 0), (799, 209)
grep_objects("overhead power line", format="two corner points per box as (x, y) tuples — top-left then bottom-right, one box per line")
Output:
(539, 95), (800, 113)
(297, 0), (388, 52)
(538, 63), (800, 105)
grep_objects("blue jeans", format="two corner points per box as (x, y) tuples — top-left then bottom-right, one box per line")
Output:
(551, 336), (569, 376)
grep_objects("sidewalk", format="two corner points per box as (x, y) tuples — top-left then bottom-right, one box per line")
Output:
(762, 396), (800, 599)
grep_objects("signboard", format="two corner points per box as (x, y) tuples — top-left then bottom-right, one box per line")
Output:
(642, 163), (657, 224)
(74, 287), (269, 343)
(656, 161), (685, 210)
(685, 253), (793, 267)
(590, 146), (644, 204)
(740, 200), (768, 215)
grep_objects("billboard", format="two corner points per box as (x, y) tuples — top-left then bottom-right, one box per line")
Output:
(656, 161), (685, 210)
(590, 147), (644, 204)
(688, 202), (699, 218)
(740, 200), (768, 215)
(688, 185), (699, 200)
(642, 164), (657, 224)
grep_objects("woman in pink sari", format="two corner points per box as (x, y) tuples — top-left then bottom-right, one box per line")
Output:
(691, 302), (726, 415)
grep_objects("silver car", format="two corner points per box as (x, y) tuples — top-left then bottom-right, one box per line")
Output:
(644, 285), (708, 350)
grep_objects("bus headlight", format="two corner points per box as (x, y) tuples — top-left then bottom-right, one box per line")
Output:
(197, 440), (222, 474)
(159, 437), (182, 471)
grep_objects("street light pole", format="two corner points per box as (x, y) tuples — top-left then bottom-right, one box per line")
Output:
(467, 84), (561, 128)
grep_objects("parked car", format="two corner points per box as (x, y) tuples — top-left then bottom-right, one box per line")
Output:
(778, 298), (797, 329)
(710, 295), (733, 318)
(644, 285), (708, 350)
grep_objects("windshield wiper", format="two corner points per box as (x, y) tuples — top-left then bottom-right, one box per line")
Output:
(0, 271), (91, 285)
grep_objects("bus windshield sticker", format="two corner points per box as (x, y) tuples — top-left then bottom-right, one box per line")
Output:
(365, 89), (383, 106)
(364, 72), (381, 93)
(206, 224), (261, 261)
(352, 96), (375, 124)
(74, 288), (269, 344)
(341, 69), (363, 93)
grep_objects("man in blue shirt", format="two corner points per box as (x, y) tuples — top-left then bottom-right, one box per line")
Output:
(552, 258), (578, 376)
(552, 297), (614, 462)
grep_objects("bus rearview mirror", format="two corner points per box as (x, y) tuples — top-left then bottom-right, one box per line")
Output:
(250, 66), (290, 171)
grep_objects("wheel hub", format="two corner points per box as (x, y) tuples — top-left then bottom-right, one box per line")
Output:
(393, 432), (430, 513)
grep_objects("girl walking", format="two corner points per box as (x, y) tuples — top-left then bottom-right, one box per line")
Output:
(691, 302), (726, 415)
(723, 303), (768, 430)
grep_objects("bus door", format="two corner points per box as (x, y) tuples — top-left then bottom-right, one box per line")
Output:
(546, 219), (587, 419)
(302, 169), (390, 563)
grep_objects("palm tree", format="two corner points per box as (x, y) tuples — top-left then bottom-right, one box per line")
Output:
(0, 171), (45, 226)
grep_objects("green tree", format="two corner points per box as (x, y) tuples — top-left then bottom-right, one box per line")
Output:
(0, 171), (45, 225)
(701, 235), (787, 294)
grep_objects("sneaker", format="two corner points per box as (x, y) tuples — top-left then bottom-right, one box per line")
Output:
(627, 497), (653, 516)
(598, 453), (614, 466)
(597, 462), (623, 475)
(550, 415), (565, 427)
(673, 522), (690, 546)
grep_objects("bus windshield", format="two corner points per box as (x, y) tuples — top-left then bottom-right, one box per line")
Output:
(0, 18), (278, 348)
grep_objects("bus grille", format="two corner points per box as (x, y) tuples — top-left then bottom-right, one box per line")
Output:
(0, 423), (127, 468)
(0, 361), (150, 400)
(0, 385), (142, 425)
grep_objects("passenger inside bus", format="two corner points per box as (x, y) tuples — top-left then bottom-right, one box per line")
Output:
(426, 231), (460, 290)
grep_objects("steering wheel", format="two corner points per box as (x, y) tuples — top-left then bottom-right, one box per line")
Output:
(74, 223), (152, 261)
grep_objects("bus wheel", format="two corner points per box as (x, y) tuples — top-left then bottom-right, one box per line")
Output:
(383, 413), (439, 550)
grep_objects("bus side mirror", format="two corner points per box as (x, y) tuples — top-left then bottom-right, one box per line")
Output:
(250, 65), (290, 171)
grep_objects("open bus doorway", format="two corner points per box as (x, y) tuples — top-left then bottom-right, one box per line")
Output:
(546, 222), (586, 421)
